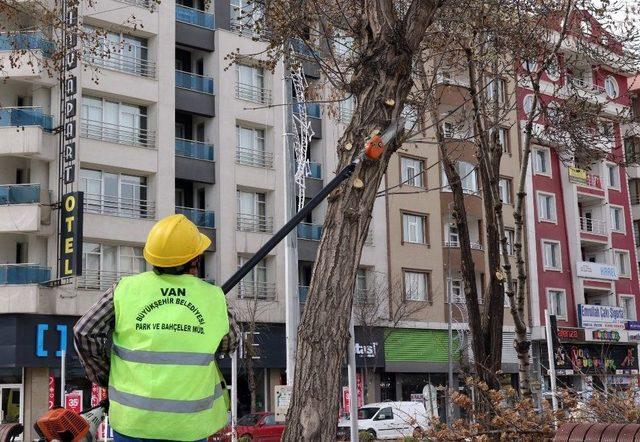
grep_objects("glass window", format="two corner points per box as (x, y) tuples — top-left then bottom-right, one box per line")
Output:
(604, 76), (619, 99)
(237, 256), (269, 298)
(499, 178), (512, 204)
(615, 251), (630, 277)
(523, 94), (536, 116)
(79, 169), (149, 218)
(375, 407), (394, 421)
(401, 157), (424, 187)
(546, 56), (561, 81)
(548, 290), (566, 319)
(543, 241), (560, 270)
(236, 65), (266, 102)
(534, 148), (549, 174)
(402, 214), (426, 244)
(404, 271), (428, 301)
(607, 164), (619, 188)
(505, 229), (515, 255)
(358, 408), (379, 420)
(339, 96), (354, 123)
(486, 78), (506, 104)
(459, 161), (477, 193)
(621, 296), (637, 320)
(237, 191), (267, 232)
(498, 127), (509, 153)
(448, 279), (464, 304)
(446, 223), (459, 246)
(610, 207), (624, 232)
(537, 193), (556, 222)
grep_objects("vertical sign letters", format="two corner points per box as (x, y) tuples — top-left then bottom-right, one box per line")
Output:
(60, 192), (83, 277)
(63, 4), (78, 185)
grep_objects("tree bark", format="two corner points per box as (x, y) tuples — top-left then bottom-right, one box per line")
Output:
(282, 2), (441, 440)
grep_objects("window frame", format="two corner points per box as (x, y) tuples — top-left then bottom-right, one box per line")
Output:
(606, 162), (620, 190)
(403, 269), (430, 302)
(546, 288), (568, 320)
(536, 191), (557, 223)
(614, 249), (631, 278)
(604, 75), (619, 99)
(399, 155), (426, 188)
(498, 177), (513, 204)
(447, 278), (465, 304)
(619, 294), (637, 320)
(610, 205), (625, 233)
(533, 146), (551, 176)
(401, 211), (429, 246)
(505, 228), (515, 255)
(541, 239), (562, 271)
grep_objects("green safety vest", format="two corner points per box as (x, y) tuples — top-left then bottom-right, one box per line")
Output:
(109, 271), (230, 441)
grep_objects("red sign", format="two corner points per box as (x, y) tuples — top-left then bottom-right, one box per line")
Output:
(557, 327), (585, 342)
(90, 384), (107, 407)
(48, 372), (56, 410)
(341, 374), (364, 414)
(64, 390), (83, 414)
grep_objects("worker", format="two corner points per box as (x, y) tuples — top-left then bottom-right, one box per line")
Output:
(74, 214), (238, 442)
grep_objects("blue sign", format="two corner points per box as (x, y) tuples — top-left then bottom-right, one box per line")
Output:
(36, 323), (68, 357)
(626, 321), (640, 331)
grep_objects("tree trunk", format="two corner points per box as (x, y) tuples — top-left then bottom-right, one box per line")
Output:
(282, 6), (441, 439)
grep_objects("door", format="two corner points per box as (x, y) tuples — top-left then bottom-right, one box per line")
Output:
(0, 384), (22, 426)
(584, 210), (593, 232)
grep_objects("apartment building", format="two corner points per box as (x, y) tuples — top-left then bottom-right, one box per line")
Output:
(523, 13), (640, 393)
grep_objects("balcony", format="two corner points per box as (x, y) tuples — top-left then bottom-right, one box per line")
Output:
(84, 50), (156, 78)
(0, 32), (56, 84)
(175, 71), (216, 117)
(298, 223), (322, 241)
(0, 263), (50, 285)
(290, 38), (320, 78)
(84, 194), (155, 220)
(237, 213), (273, 233)
(77, 269), (133, 291)
(0, 107), (53, 131)
(80, 119), (156, 149)
(565, 75), (606, 99)
(443, 240), (484, 251)
(579, 217), (607, 237)
(175, 5), (215, 51)
(175, 139), (215, 184)
(237, 280), (276, 300)
(176, 206), (215, 228)
(235, 82), (272, 104)
(236, 146), (274, 169)
(293, 102), (322, 138)
(304, 162), (323, 198)
(0, 184), (43, 232)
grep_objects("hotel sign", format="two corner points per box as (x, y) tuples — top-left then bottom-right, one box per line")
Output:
(59, 192), (83, 277)
(578, 304), (626, 329)
(62, 3), (78, 185)
(576, 261), (618, 281)
(568, 167), (587, 185)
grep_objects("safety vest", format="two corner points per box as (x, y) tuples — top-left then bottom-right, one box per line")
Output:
(109, 271), (230, 441)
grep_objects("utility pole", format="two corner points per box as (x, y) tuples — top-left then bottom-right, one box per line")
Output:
(446, 202), (454, 426)
(544, 309), (558, 414)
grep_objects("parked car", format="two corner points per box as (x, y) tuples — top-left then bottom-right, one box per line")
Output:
(209, 412), (285, 442)
(337, 401), (432, 440)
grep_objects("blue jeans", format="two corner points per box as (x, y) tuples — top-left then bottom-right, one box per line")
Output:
(113, 430), (206, 442)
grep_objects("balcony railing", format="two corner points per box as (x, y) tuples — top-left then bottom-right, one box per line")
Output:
(84, 50), (156, 78)
(113, 0), (154, 9)
(0, 263), (51, 285)
(566, 75), (606, 95)
(293, 102), (321, 119)
(585, 173), (602, 189)
(298, 222), (322, 240)
(77, 269), (134, 290)
(176, 5), (215, 29)
(235, 82), (272, 104)
(0, 107), (53, 131)
(579, 217), (607, 235)
(176, 138), (214, 161)
(84, 194), (155, 219)
(0, 32), (54, 56)
(80, 119), (156, 149)
(176, 70), (214, 94)
(176, 206), (215, 228)
(307, 162), (322, 179)
(238, 280), (276, 300)
(0, 184), (40, 205)
(443, 240), (484, 250)
(236, 146), (274, 169)
(237, 213), (273, 233)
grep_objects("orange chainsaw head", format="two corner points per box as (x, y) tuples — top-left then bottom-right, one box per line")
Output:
(34, 408), (89, 442)
(364, 134), (385, 160)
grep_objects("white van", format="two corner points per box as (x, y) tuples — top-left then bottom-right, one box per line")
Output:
(337, 401), (434, 440)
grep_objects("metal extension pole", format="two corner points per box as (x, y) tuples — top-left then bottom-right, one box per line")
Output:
(221, 162), (356, 294)
(231, 350), (238, 442)
(347, 313), (359, 442)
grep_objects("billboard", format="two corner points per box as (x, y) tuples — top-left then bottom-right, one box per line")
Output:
(59, 192), (83, 277)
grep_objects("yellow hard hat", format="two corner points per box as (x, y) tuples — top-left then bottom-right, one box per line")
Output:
(143, 214), (211, 267)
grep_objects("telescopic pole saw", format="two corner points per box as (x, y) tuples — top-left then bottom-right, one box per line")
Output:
(220, 117), (405, 295)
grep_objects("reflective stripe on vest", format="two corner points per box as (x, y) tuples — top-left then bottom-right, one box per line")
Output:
(113, 344), (216, 366)
(109, 383), (224, 414)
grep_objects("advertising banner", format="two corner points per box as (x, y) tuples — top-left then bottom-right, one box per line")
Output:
(576, 261), (618, 280)
(578, 304), (626, 329)
(64, 390), (83, 414)
(568, 167), (587, 185)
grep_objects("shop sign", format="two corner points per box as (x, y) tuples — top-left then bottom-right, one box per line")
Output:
(553, 343), (639, 375)
(578, 304), (625, 329)
(568, 167), (587, 185)
(628, 331), (640, 342)
(48, 372), (55, 410)
(591, 330), (621, 342)
(557, 327), (585, 342)
(64, 390), (83, 414)
(341, 375), (363, 415)
(576, 261), (618, 281)
(626, 321), (640, 331)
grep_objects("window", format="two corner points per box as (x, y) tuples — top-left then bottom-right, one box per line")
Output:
(402, 213), (427, 244)
(620, 295), (637, 320)
(236, 64), (268, 103)
(604, 76), (619, 99)
(445, 223), (459, 246)
(448, 278), (464, 304)
(339, 96), (354, 123)
(236, 125), (269, 168)
(79, 169), (151, 219)
(547, 289), (567, 320)
(441, 162), (478, 194)
(537, 192), (556, 222)
(81, 96), (148, 146)
(523, 94), (537, 117)
(610, 206), (624, 232)
(375, 407), (394, 421)
(542, 241), (561, 270)
(84, 25), (151, 77)
(400, 157), (424, 187)
(230, 0), (263, 32)
(522, 60), (539, 73)
(533, 148), (550, 174)
(580, 18), (592, 35)
(80, 243), (146, 290)
(333, 32), (354, 57)
(443, 121), (455, 138)
(607, 164), (620, 189)
(498, 178), (512, 204)
(599, 121), (615, 151)
(404, 271), (428, 301)
(237, 256), (270, 299)
(355, 268), (369, 304)
(545, 55), (561, 81)
(497, 127), (510, 153)
(615, 250), (630, 277)
(237, 191), (268, 232)
(486, 78), (506, 104)
(505, 229), (515, 255)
